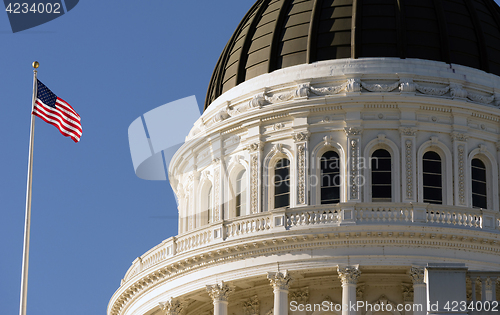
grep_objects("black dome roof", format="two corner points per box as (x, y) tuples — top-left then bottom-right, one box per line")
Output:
(205, 0), (500, 110)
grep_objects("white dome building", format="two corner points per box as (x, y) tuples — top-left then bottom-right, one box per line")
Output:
(109, 1), (500, 315)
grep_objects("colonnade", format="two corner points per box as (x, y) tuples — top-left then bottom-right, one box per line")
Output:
(159, 266), (429, 315)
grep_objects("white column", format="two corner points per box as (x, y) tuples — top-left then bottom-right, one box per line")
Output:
(159, 298), (184, 315)
(268, 271), (293, 315)
(206, 281), (234, 315)
(337, 266), (361, 315)
(410, 267), (426, 315)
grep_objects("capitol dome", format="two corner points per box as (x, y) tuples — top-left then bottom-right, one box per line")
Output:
(206, 0), (500, 109)
(111, 1), (500, 315)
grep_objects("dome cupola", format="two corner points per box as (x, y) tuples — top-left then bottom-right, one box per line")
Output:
(205, 0), (500, 110)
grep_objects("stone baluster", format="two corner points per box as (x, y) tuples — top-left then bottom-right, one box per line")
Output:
(206, 281), (234, 315)
(268, 271), (293, 315)
(337, 266), (361, 315)
(409, 267), (426, 315)
(159, 298), (184, 315)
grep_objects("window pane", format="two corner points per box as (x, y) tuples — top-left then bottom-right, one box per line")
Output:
(423, 151), (442, 204)
(423, 187), (442, 203)
(371, 150), (391, 201)
(471, 158), (487, 208)
(274, 159), (290, 208)
(321, 151), (341, 204)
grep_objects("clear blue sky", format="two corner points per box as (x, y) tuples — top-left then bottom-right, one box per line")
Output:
(0, 2), (253, 315)
(3, 1), (500, 315)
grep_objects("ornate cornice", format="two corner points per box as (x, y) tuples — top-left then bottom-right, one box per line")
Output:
(267, 271), (293, 291)
(337, 266), (361, 285)
(206, 281), (234, 302)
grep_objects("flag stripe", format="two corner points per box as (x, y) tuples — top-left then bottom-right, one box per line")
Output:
(33, 79), (82, 143)
(34, 100), (82, 134)
(32, 106), (82, 141)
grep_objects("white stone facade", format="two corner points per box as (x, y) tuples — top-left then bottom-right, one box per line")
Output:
(108, 58), (500, 315)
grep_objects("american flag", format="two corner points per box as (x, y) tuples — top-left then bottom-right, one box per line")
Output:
(32, 80), (82, 143)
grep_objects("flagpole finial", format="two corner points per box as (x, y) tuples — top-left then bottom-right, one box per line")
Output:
(32, 61), (39, 69)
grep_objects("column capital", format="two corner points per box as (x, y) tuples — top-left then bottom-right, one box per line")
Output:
(344, 127), (363, 137)
(337, 266), (361, 285)
(206, 281), (234, 302)
(159, 298), (185, 315)
(409, 267), (425, 285)
(267, 271), (293, 291)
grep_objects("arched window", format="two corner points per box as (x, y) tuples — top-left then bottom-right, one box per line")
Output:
(422, 151), (442, 204)
(274, 158), (290, 208)
(321, 151), (340, 204)
(371, 149), (392, 202)
(235, 170), (246, 217)
(207, 185), (213, 224)
(471, 158), (487, 209)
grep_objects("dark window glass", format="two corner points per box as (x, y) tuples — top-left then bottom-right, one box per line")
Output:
(423, 151), (442, 204)
(471, 158), (487, 208)
(207, 186), (212, 224)
(371, 149), (392, 202)
(321, 151), (340, 204)
(274, 159), (290, 208)
(235, 170), (246, 217)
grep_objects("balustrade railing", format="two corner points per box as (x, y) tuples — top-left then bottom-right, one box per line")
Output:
(122, 203), (500, 283)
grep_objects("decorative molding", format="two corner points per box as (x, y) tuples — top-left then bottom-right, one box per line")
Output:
(247, 141), (264, 152)
(450, 83), (468, 99)
(409, 267), (425, 284)
(405, 139), (413, 200)
(214, 168), (220, 221)
(271, 144), (284, 155)
(243, 295), (260, 315)
(292, 131), (310, 143)
(206, 281), (234, 302)
(468, 92), (495, 104)
(346, 78), (361, 93)
(415, 83), (449, 96)
(248, 94), (266, 109)
(349, 139), (360, 200)
(399, 127), (417, 136)
(323, 136), (333, 146)
(361, 81), (399, 92)
(344, 127), (363, 136)
(402, 284), (414, 303)
(337, 266), (361, 285)
(273, 122), (284, 131)
(267, 271), (293, 291)
(451, 132), (469, 142)
(458, 145), (466, 205)
(290, 287), (309, 304)
(250, 154), (259, 214)
(297, 143), (307, 205)
(159, 298), (185, 315)
(399, 78), (416, 92)
(356, 284), (365, 300)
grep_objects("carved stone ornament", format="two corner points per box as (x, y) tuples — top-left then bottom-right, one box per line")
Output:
(450, 83), (468, 99)
(450, 132), (469, 142)
(337, 266), (361, 285)
(399, 78), (416, 92)
(250, 154), (259, 214)
(409, 267), (425, 284)
(213, 108), (230, 123)
(402, 284), (414, 302)
(356, 284), (365, 300)
(159, 298), (185, 315)
(248, 93), (266, 109)
(297, 143), (306, 204)
(324, 136), (333, 146)
(267, 271), (293, 291)
(399, 127), (417, 136)
(290, 287), (309, 304)
(415, 82), (450, 96)
(468, 91), (495, 104)
(271, 143), (284, 155)
(206, 281), (234, 302)
(243, 295), (260, 315)
(247, 142), (264, 152)
(405, 139), (413, 199)
(265, 83), (310, 104)
(458, 145), (465, 205)
(346, 78), (361, 93)
(361, 80), (400, 92)
(344, 127), (363, 136)
(292, 131), (310, 142)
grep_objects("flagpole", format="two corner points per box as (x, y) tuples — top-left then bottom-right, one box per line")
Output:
(19, 61), (39, 315)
